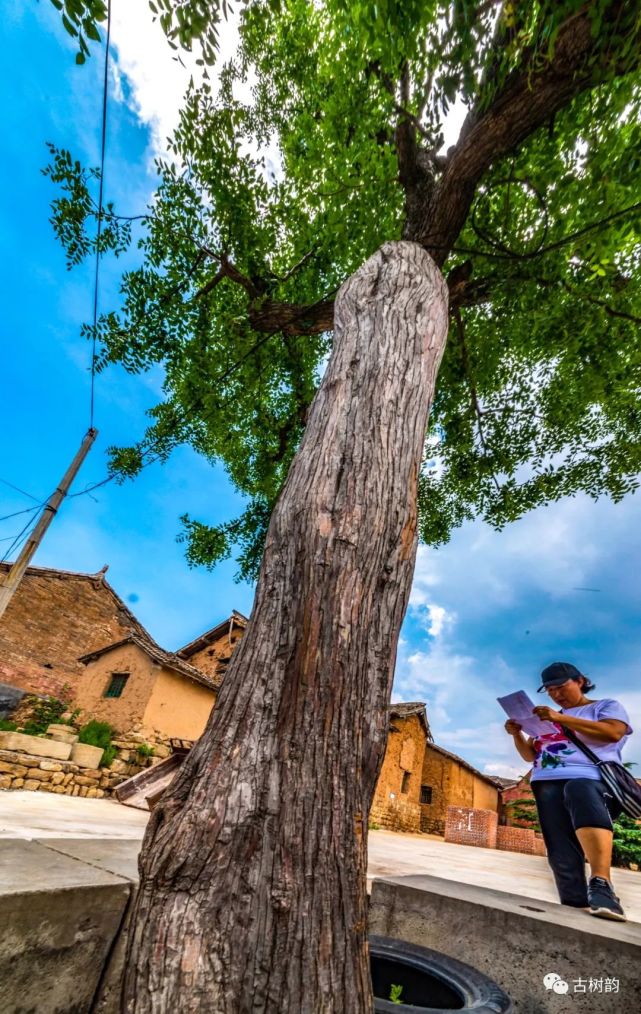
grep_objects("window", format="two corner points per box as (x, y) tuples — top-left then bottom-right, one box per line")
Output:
(401, 771), (411, 794)
(104, 673), (129, 698)
(420, 785), (433, 805)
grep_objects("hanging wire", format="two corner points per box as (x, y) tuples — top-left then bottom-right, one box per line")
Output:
(89, 0), (112, 429)
(0, 509), (44, 567)
(0, 477), (42, 503)
(0, 503), (46, 524)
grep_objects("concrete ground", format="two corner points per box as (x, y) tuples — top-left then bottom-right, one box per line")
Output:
(2, 791), (640, 921)
(0, 790), (148, 839)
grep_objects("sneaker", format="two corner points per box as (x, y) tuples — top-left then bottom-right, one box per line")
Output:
(587, 877), (627, 921)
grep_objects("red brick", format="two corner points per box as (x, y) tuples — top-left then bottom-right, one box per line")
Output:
(496, 825), (536, 854)
(444, 806), (498, 848)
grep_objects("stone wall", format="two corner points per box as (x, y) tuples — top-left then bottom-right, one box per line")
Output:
(0, 724), (183, 800)
(0, 748), (111, 797)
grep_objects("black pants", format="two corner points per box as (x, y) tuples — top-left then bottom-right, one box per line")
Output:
(531, 778), (621, 908)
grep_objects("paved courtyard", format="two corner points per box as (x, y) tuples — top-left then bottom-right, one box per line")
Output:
(2, 791), (640, 922)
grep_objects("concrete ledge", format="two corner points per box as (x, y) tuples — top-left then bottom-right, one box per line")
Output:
(3, 834), (640, 1014)
(369, 874), (641, 1013)
(0, 840), (134, 1014)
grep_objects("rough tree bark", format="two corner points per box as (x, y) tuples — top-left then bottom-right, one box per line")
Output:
(121, 242), (448, 1013)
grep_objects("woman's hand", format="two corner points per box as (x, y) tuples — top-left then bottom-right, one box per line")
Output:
(532, 705), (562, 723)
(505, 720), (538, 762)
(504, 719), (522, 736)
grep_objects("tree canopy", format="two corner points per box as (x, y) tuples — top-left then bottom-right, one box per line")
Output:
(46, 0), (641, 580)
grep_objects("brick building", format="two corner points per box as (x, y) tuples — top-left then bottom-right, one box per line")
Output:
(370, 703), (432, 833)
(419, 742), (501, 834)
(498, 771), (537, 827)
(0, 564), (143, 699)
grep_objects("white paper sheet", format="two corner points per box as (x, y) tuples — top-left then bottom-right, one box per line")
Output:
(497, 690), (559, 738)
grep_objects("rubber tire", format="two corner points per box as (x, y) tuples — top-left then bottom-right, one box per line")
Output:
(370, 935), (513, 1013)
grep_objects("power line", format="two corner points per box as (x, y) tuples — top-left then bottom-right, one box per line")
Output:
(0, 477), (42, 503)
(2, 6), (110, 574)
(90, 0), (112, 430)
(0, 508), (44, 567)
(0, 503), (45, 524)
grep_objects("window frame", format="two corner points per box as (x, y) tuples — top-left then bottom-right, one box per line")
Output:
(104, 672), (130, 699)
(420, 785), (433, 805)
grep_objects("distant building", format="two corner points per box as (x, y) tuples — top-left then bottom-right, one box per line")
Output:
(419, 742), (502, 835)
(370, 703), (432, 833)
(76, 634), (219, 742)
(498, 771), (537, 828)
(176, 610), (247, 682)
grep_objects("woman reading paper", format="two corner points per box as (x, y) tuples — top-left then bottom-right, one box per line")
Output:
(505, 662), (633, 921)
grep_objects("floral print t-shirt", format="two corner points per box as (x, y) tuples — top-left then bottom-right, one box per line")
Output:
(530, 698), (633, 782)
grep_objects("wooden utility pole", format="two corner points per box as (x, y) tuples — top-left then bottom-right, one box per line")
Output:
(0, 428), (98, 620)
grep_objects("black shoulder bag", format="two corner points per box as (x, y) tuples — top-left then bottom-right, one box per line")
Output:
(561, 723), (641, 819)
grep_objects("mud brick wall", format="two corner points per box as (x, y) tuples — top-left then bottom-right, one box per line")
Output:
(444, 806), (498, 848)
(533, 833), (547, 857)
(0, 566), (140, 698)
(369, 714), (426, 833)
(420, 745), (499, 837)
(370, 795), (422, 833)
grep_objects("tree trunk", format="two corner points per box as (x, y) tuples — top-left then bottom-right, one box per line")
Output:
(121, 241), (449, 1014)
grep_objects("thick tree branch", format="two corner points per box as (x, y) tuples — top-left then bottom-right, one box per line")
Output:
(196, 246), (333, 334)
(248, 296), (335, 336)
(408, 2), (641, 263)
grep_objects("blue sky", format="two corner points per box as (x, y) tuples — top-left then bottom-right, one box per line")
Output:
(1, 1), (639, 778)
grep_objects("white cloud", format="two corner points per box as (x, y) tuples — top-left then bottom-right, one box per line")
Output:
(408, 545), (440, 607)
(110, 0), (200, 157)
(398, 491), (641, 774)
(484, 761), (526, 780)
(425, 603), (448, 637)
(109, 0), (239, 159)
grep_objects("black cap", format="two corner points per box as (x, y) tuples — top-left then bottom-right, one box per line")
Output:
(538, 662), (584, 692)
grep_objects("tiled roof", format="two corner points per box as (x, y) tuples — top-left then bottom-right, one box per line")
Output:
(0, 562), (146, 637)
(79, 634), (219, 691)
(177, 610), (249, 658)
(389, 701), (432, 741)
(492, 776), (522, 789)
